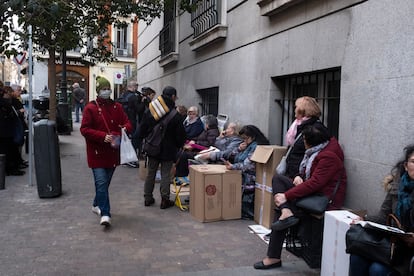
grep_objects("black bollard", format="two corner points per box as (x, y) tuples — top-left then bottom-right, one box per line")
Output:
(0, 154), (5, 190)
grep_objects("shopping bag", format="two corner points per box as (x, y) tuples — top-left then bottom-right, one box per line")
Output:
(120, 128), (138, 164)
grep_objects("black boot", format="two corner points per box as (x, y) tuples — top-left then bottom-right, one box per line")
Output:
(160, 197), (174, 209)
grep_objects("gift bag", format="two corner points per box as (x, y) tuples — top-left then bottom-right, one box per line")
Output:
(120, 128), (138, 164)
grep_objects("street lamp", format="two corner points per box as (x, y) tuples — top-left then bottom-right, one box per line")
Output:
(0, 55), (5, 83)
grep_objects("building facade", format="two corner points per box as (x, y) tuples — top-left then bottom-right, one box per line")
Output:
(32, 17), (138, 101)
(137, 0), (414, 212)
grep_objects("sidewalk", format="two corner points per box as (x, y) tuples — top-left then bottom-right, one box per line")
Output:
(0, 120), (320, 276)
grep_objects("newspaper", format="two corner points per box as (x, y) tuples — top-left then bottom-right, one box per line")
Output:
(357, 220), (410, 236)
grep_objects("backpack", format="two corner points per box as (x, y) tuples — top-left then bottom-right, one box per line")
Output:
(115, 92), (135, 115)
(143, 109), (177, 156)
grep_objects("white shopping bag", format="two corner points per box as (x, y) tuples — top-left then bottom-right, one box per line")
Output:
(120, 128), (138, 164)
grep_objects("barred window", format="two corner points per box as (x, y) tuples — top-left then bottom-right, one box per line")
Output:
(197, 87), (219, 116)
(274, 68), (341, 140)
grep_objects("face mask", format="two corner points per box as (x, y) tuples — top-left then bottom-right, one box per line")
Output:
(98, 89), (111, 99)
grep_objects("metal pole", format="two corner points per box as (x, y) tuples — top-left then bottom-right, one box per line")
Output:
(28, 25), (34, 187)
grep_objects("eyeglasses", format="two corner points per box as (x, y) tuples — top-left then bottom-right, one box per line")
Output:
(187, 111), (196, 115)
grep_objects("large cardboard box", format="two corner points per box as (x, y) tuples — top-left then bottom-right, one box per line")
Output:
(321, 210), (359, 276)
(250, 145), (287, 228)
(189, 165), (242, 222)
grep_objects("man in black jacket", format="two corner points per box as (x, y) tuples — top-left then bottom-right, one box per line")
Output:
(139, 86), (186, 209)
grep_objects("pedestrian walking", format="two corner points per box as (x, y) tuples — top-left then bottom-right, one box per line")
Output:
(72, 82), (86, 123)
(80, 80), (132, 226)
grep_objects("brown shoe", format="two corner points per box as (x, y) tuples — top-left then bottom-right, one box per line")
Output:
(160, 198), (174, 209)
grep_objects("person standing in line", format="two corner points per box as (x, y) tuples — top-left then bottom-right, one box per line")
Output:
(116, 81), (144, 168)
(139, 86), (186, 209)
(80, 80), (132, 227)
(72, 82), (86, 123)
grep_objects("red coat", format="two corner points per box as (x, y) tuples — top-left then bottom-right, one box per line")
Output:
(80, 98), (132, 168)
(284, 138), (347, 210)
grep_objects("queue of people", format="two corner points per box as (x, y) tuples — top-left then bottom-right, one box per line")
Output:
(74, 82), (414, 275)
(0, 81), (29, 176)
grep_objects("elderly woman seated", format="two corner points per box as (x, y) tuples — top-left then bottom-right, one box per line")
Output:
(195, 122), (243, 164)
(174, 115), (220, 178)
(254, 123), (347, 270)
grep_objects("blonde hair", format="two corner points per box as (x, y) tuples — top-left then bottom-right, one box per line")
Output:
(295, 96), (321, 118)
(227, 122), (242, 135)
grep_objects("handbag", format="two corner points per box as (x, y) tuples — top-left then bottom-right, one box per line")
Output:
(276, 133), (302, 175)
(295, 172), (342, 214)
(345, 214), (403, 266)
(120, 128), (138, 164)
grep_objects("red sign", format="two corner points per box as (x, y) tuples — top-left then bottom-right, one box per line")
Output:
(14, 53), (26, 65)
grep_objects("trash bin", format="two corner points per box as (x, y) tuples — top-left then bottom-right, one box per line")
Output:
(0, 154), (5, 190)
(33, 119), (62, 198)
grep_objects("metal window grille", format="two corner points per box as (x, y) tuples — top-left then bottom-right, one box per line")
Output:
(276, 68), (341, 140)
(191, 0), (221, 38)
(159, 2), (176, 57)
(197, 87), (219, 116)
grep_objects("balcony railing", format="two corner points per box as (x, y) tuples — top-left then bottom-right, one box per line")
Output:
(159, 21), (176, 57)
(113, 43), (133, 58)
(191, 0), (221, 38)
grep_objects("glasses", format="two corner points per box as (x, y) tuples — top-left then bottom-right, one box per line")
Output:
(187, 111), (196, 115)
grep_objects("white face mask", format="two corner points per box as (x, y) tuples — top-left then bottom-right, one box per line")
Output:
(98, 89), (111, 99)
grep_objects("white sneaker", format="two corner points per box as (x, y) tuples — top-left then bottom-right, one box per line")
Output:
(100, 216), (111, 226)
(92, 206), (101, 216)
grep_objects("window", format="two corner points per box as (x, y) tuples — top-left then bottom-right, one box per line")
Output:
(274, 68), (341, 140)
(159, 2), (176, 57)
(197, 87), (219, 116)
(189, 0), (227, 51)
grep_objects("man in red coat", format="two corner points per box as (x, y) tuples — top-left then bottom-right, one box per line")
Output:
(80, 82), (132, 226)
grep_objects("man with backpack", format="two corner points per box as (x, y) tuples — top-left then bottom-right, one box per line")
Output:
(139, 86), (186, 209)
(116, 81), (144, 168)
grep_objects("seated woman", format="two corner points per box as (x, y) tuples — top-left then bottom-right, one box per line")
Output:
(224, 125), (270, 219)
(175, 115), (220, 177)
(183, 106), (204, 140)
(195, 122), (243, 163)
(349, 145), (414, 276)
(254, 123), (346, 270)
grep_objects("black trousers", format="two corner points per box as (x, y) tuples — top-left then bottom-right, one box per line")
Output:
(267, 174), (299, 258)
(0, 137), (21, 173)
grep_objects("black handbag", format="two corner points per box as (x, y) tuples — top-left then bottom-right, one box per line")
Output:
(295, 173), (342, 214)
(345, 224), (393, 265)
(345, 214), (403, 266)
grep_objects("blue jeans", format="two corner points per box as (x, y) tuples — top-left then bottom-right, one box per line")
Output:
(92, 168), (115, 217)
(349, 254), (399, 276)
(75, 102), (84, 122)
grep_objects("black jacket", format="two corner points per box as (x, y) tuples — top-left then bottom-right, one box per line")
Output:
(285, 117), (326, 178)
(139, 95), (186, 161)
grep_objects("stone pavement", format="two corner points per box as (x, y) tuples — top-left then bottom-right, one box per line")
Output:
(0, 121), (320, 276)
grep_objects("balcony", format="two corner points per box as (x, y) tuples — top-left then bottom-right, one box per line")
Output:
(113, 43), (133, 58)
(257, 0), (304, 16)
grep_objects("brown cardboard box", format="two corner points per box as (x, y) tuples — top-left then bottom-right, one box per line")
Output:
(250, 145), (287, 228)
(189, 165), (242, 222)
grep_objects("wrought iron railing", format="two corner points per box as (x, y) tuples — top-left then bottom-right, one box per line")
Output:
(113, 43), (133, 58)
(159, 21), (176, 57)
(191, 0), (221, 38)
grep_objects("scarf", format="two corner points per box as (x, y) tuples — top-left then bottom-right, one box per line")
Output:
(299, 141), (329, 180)
(285, 117), (310, 145)
(395, 172), (414, 223)
(235, 141), (257, 164)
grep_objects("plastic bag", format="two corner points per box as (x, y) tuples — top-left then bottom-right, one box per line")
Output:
(120, 128), (138, 164)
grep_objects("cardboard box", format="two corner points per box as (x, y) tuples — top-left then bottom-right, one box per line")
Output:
(250, 145), (287, 228)
(320, 210), (359, 276)
(189, 165), (242, 222)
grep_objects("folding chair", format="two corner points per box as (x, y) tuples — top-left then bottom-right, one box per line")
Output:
(170, 176), (190, 211)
